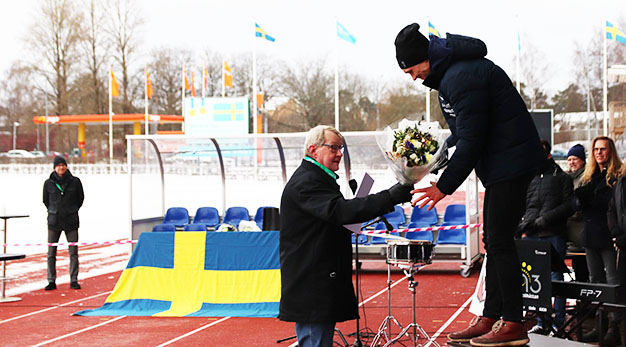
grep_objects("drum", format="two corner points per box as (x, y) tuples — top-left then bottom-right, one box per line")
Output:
(386, 240), (433, 265)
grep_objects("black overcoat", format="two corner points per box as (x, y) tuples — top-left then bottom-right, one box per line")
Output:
(518, 158), (574, 238)
(279, 159), (399, 323)
(576, 167), (615, 249)
(43, 170), (84, 231)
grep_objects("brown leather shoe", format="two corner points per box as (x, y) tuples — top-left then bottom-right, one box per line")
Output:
(469, 320), (530, 346)
(448, 316), (498, 342)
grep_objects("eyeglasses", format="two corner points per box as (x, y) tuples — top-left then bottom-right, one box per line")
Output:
(321, 144), (344, 152)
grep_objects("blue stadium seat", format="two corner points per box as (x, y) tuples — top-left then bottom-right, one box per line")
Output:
(163, 207), (189, 228)
(409, 205), (438, 226)
(436, 227), (467, 244)
(405, 221), (435, 242)
(218, 206), (250, 231)
(368, 206), (406, 244)
(437, 204), (467, 244)
(184, 223), (208, 232)
(193, 207), (220, 229)
(254, 206), (277, 230)
(387, 205), (407, 227)
(442, 204), (466, 225)
(152, 223), (176, 232)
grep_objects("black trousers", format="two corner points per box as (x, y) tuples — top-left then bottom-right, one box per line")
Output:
(482, 174), (532, 322)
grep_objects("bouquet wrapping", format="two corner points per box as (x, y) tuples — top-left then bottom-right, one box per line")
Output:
(376, 119), (447, 185)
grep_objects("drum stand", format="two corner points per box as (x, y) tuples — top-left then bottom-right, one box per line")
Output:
(370, 261), (405, 347)
(383, 266), (440, 347)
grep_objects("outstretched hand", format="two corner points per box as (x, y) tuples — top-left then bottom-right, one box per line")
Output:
(410, 181), (446, 210)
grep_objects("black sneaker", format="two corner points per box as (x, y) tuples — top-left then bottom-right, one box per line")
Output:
(70, 281), (81, 290)
(45, 282), (56, 290)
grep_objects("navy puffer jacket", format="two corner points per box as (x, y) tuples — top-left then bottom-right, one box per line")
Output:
(423, 34), (545, 194)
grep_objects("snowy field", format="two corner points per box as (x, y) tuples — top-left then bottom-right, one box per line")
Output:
(0, 160), (479, 258)
(0, 167), (405, 256)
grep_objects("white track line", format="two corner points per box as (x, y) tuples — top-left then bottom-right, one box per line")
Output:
(424, 295), (473, 347)
(287, 270), (414, 347)
(0, 291), (111, 325)
(31, 315), (126, 346)
(154, 316), (232, 347)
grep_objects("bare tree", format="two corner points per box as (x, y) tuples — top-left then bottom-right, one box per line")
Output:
(277, 59), (333, 130)
(519, 36), (551, 110)
(106, 0), (144, 113)
(377, 80), (424, 127)
(81, 0), (109, 114)
(148, 48), (192, 115)
(27, 0), (83, 116)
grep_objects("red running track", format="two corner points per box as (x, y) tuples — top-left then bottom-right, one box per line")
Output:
(0, 256), (480, 347)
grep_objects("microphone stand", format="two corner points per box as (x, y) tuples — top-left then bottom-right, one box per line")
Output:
(349, 179), (364, 347)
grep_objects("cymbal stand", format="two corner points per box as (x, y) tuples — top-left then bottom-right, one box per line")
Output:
(370, 260), (405, 346)
(383, 266), (440, 347)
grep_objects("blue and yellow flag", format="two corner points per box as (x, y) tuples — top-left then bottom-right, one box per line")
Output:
(606, 21), (626, 45)
(255, 23), (275, 42)
(75, 231), (281, 317)
(337, 21), (356, 45)
(428, 21), (440, 37)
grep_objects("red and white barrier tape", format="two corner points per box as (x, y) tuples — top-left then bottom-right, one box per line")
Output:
(359, 223), (483, 235)
(1, 239), (137, 247)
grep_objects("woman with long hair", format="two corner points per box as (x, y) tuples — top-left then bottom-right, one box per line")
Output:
(576, 136), (622, 343)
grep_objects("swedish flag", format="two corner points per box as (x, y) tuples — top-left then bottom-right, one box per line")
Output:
(606, 21), (626, 45)
(255, 23), (276, 42)
(428, 21), (440, 37)
(75, 231), (280, 317)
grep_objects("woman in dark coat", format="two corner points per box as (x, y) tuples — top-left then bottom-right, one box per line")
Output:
(576, 136), (621, 343)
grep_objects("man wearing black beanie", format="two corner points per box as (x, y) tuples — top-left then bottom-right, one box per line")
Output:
(396, 23), (546, 346)
(43, 156), (84, 290)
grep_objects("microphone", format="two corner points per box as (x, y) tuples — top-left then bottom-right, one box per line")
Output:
(379, 215), (394, 232)
(349, 179), (358, 195)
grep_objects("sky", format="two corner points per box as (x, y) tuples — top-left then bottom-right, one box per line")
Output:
(1, 0), (625, 97)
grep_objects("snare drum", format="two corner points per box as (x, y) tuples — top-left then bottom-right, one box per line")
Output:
(386, 240), (433, 265)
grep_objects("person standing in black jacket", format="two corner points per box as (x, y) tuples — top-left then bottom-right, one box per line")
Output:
(279, 125), (413, 347)
(43, 156), (84, 290)
(607, 163), (626, 346)
(576, 136), (621, 343)
(395, 23), (545, 346)
(518, 140), (574, 333)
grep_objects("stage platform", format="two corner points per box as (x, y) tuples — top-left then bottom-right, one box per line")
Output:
(450, 333), (591, 346)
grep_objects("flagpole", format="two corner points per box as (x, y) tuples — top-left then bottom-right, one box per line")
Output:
(334, 20), (339, 130)
(603, 20), (608, 136)
(202, 65), (206, 99)
(516, 33), (521, 93)
(425, 87), (430, 122)
(252, 20), (259, 174)
(145, 67), (149, 136)
(182, 63), (185, 133)
(109, 64), (113, 163)
(222, 60), (226, 98)
(253, 32), (258, 135)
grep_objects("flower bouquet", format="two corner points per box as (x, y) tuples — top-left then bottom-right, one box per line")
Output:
(376, 119), (447, 185)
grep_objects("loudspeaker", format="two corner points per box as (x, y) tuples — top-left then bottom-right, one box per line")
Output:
(262, 207), (280, 231)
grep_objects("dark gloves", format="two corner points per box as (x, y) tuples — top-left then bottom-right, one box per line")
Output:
(389, 183), (413, 204)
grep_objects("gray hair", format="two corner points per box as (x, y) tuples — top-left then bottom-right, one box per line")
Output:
(304, 125), (343, 157)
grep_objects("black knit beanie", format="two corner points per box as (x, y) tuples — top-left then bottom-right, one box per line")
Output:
(53, 156), (67, 168)
(395, 23), (430, 69)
